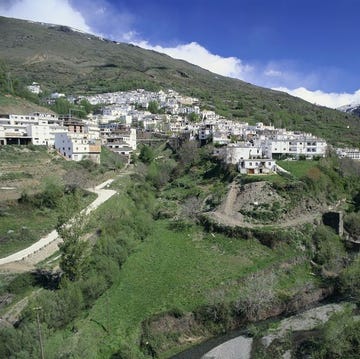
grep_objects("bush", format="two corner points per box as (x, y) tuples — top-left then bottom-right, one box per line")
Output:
(344, 212), (360, 238)
(312, 225), (345, 272)
(305, 307), (360, 359)
(7, 273), (36, 295)
(80, 274), (108, 308)
(339, 256), (360, 300)
(34, 282), (84, 329)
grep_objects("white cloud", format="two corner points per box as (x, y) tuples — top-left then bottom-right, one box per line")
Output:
(0, 0), (91, 33)
(135, 40), (360, 109)
(264, 69), (283, 77)
(273, 87), (360, 109)
(135, 40), (254, 79)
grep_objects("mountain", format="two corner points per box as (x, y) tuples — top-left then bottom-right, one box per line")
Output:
(338, 103), (360, 118)
(0, 16), (359, 146)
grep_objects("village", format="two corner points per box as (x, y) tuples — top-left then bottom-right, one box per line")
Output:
(0, 88), (359, 173)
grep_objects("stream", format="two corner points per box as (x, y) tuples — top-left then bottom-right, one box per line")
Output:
(171, 301), (351, 359)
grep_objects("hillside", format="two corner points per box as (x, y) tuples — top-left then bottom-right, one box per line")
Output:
(0, 16), (359, 146)
(0, 93), (55, 115)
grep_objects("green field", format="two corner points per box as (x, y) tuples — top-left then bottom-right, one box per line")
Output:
(44, 218), (308, 358)
(277, 160), (319, 179)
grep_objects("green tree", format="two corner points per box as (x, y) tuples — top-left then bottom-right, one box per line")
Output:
(40, 176), (64, 209)
(139, 145), (154, 163)
(148, 100), (160, 114)
(53, 97), (71, 115)
(188, 112), (200, 122)
(79, 98), (92, 114)
(58, 215), (89, 281)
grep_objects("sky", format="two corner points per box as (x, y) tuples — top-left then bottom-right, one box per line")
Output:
(0, 0), (360, 109)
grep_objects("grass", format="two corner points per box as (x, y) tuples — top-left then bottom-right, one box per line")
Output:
(277, 160), (319, 179)
(0, 192), (96, 258)
(0, 145), (49, 165)
(44, 220), (302, 358)
(0, 93), (51, 115)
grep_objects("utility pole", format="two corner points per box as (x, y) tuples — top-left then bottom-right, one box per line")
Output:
(34, 307), (45, 359)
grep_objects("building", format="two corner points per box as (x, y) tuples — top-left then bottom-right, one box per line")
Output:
(0, 113), (63, 146)
(266, 134), (327, 159)
(238, 159), (277, 175)
(54, 132), (101, 163)
(336, 147), (360, 160)
(213, 143), (263, 165)
(27, 82), (42, 94)
(104, 128), (137, 155)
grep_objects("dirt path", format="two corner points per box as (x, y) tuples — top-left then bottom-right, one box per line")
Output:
(0, 168), (133, 272)
(0, 289), (42, 325)
(209, 181), (323, 229)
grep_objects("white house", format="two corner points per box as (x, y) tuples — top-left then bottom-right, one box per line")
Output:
(267, 134), (327, 158)
(238, 159), (277, 175)
(0, 113), (63, 146)
(54, 132), (101, 163)
(105, 128), (137, 156)
(213, 143), (263, 165)
(27, 82), (42, 94)
(336, 147), (360, 160)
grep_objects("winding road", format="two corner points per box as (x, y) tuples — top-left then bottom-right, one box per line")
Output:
(0, 178), (117, 268)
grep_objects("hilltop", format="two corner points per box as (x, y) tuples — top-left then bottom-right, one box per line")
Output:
(0, 16), (359, 146)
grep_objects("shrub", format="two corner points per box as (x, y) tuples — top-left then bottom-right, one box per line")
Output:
(339, 255), (360, 300)
(312, 225), (345, 272)
(344, 212), (360, 238)
(7, 273), (36, 295)
(80, 274), (108, 308)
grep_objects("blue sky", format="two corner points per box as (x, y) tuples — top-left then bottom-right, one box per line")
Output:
(1, 0), (360, 108)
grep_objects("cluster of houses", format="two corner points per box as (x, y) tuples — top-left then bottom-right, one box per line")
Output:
(0, 113), (103, 163)
(2, 88), (359, 173)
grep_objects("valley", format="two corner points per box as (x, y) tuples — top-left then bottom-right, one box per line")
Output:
(0, 15), (360, 359)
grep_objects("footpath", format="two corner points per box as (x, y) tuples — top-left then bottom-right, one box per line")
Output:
(0, 178), (117, 269)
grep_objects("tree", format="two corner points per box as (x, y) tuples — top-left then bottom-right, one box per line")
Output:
(40, 176), (64, 209)
(139, 145), (154, 164)
(58, 215), (89, 281)
(188, 112), (200, 122)
(178, 140), (200, 167)
(79, 98), (92, 114)
(148, 100), (160, 114)
(53, 98), (71, 115)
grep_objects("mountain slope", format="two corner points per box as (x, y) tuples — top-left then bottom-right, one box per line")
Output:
(0, 94), (55, 115)
(338, 103), (360, 118)
(0, 16), (359, 146)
